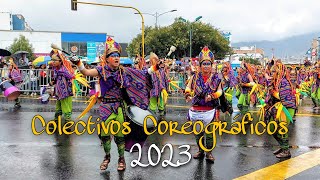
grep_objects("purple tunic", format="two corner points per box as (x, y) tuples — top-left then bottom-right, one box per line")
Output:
(257, 76), (266, 86)
(225, 71), (238, 88)
(312, 73), (320, 92)
(53, 66), (73, 100)
(297, 74), (307, 84)
(9, 69), (22, 83)
(150, 69), (168, 97)
(240, 72), (251, 94)
(279, 78), (296, 109)
(189, 72), (220, 107)
(96, 65), (150, 121)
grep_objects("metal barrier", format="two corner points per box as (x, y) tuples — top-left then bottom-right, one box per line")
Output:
(0, 68), (97, 96)
(0, 68), (185, 96)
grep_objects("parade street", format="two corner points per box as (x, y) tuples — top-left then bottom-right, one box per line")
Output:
(0, 95), (319, 180)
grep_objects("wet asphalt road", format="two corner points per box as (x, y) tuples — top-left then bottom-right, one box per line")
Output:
(0, 95), (319, 180)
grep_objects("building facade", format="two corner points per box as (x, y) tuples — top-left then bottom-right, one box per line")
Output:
(0, 13), (129, 64)
(0, 12), (33, 31)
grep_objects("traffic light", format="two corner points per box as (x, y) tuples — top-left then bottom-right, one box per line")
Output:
(71, 0), (77, 11)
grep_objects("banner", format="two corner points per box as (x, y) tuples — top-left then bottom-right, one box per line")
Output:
(87, 42), (97, 64)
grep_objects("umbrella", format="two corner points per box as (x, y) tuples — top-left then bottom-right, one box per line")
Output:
(0, 49), (11, 56)
(33, 56), (51, 66)
(13, 51), (29, 55)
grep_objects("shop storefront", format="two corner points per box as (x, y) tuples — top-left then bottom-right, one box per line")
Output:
(61, 32), (107, 64)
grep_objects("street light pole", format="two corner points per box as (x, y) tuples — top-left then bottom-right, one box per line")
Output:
(135, 9), (177, 28)
(155, 12), (158, 28)
(179, 16), (202, 58)
(190, 24), (192, 59)
(73, 1), (146, 58)
(179, 16), (202, 86)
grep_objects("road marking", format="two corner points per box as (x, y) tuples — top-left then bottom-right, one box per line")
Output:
(295, 113), (320, 117)
(166, 104), (190, 108)
(234, 148), (320, 180)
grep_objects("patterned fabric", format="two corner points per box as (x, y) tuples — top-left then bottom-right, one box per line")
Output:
(96, 66), (122, 120)
(297, 74), (307, 84)
(150, 69), (168, 97)
(53, 66), (73, 100)
(279, 78), (296, 109)
(240, 72), (251, 94)
(257, 76), (266, 86)
(266, 78), (272, 87)
(222, 71), (238, 89)
(9, 69), (22, 83)
(312, 73), (320, 92)
(96, 65), (150, 121)
(189, 72), (220, 107)
(228, 71), (238, 88)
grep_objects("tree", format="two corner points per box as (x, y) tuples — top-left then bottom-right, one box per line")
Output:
(127, 18), (231, 59)
(8, 35), (35, 61)
(240, 57), (261, 65)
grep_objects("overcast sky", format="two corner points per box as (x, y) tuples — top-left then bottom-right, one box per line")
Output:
(2, 0), (320, 43)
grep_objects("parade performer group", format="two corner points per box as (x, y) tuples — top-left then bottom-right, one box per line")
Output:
(4, 35), (320, 171)
(50, 38), (319, 170)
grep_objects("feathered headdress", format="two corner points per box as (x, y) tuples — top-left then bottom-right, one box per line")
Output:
(100, 37), (122, 80)
(199, 46), (214, 64)
(50, 49), (74, 74)
(105, 36), (122, 57)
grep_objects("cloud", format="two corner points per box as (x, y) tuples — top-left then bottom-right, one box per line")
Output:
(1, 0), (320, 43)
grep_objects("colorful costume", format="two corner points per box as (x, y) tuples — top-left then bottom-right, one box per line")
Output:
(237, 63), (255, 116)
(289, 66), (298, 88)
(75, 37), (152, 171)
(185, 46), (222, 162)
(8, 59), (22, 108)
(264, 62), (296, 158)
(221, 63), (238, 105)
(96, 65), (150, 158)
(50, 50), (74, 124)
(311, 66), (320, 108)
(149, 58), (169, 116)
(216, 63), (236, 118)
